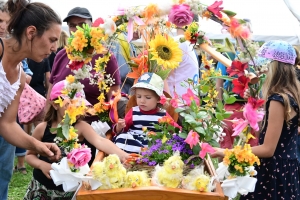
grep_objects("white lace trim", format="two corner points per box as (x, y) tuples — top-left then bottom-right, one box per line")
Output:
(0, 63), (21, 117)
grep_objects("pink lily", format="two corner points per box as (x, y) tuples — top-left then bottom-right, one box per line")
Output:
(243, 98), (265, 131)
(184, 130), (199, 149)
(182, 88), (200, 106)
(232, 118), (248, 136)
(199, 143), (215, 159)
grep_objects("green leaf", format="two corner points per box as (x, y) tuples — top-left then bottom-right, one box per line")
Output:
(156, 69), (172, 80)
(192, 143), (201, 155)
(208, 75), (235, 81)
(196, 111), (208, 119)
(175, 107), (185, 113)
(201, 85), (210, 93)
(195, 126), (205, 134)
(178, 131), (188, 139)
(185, 114), (196, 124)
(216, 112), (224, 120)
(223, 112), (232, 119)
(225, 38), (236, 53)
(207, 139), (220, 147)
(221, 10), (237, 17)
(217, 101), (224, 111)
(224, 96), (237, 104)
(62, 124), (70, 139)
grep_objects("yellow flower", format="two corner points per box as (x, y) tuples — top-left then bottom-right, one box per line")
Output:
(184, 30), (192, 41)
(69, 126), (78, 140)
(54, 96), (64, 107)
(148, 34), (182, 69)
(246, 133), (256, 143)
(66, 75), (75, 83)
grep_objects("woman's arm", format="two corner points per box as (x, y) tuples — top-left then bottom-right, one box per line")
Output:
(25, 122), (52, 179)
(76, 121), (129, 162)
(0, 72), (60, 159)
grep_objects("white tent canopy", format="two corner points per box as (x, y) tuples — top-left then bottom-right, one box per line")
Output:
(198, 0), (300, 45)
(36, 0), (300, 45)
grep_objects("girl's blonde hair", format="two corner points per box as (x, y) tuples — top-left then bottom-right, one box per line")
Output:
(262, 60), (300, 124)
(58, 30), (69, 49)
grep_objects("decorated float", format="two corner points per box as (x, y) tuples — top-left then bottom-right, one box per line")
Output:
(49, 0), (267, 199)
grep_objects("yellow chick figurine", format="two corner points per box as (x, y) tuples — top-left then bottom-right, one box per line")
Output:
(182, 166), (215, 192)
(153, 151), (184, 188)
(103, 154), (127, 189)
(124, 171), (151, 188)
(91, 154), (126, 189)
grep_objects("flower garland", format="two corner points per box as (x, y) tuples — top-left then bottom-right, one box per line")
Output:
(53, 21), (118, 168)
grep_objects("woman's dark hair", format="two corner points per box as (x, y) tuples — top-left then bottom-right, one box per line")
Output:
(6, 0), (61, 48)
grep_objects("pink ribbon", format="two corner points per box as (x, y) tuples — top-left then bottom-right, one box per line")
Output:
(127, 16), (144, 42)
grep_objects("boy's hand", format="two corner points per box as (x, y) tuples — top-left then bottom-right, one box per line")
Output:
(117, 118), (126, 129)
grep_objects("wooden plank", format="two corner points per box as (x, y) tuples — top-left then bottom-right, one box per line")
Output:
(77, 186), (225, 200)
(78, 152), (227, 200)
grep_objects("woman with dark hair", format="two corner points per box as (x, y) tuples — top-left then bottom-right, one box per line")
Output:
(0, 0), (62, 198)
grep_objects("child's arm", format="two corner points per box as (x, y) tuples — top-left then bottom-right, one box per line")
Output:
(251, 100), (284, 158)
(25, 122), (53, 179)
(76, 121), (129, 162)
(112, 109), (133, 135)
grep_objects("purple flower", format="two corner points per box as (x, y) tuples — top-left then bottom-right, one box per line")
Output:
(141, 158), (149, 163)
(148, 161), (157, 166)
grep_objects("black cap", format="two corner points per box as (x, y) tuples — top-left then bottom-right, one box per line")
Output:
(63, 7), (93, 22)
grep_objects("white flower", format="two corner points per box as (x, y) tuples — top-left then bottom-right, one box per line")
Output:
(100, 18), (116, 37)
(157, 0), (173, 16)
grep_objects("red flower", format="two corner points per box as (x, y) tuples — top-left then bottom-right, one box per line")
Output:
(226, 60), (248, 77)
(68, 61), (84, 71)
(207, 1), (223, 18)
(247, 97), (265, 109)
(232, 76), (250, 97)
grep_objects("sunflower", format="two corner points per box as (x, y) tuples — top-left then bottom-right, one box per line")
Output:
(148, 35), (182, 69)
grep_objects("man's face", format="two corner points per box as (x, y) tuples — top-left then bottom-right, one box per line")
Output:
(0, 11), (10, 38)
(67, 16), (91, 34)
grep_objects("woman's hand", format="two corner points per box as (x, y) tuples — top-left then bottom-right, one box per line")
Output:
(210, 147), (225, 158)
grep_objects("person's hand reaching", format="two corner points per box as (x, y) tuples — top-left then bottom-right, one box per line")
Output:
(210, 147), (225, 158)
(35, 141), (61, 161)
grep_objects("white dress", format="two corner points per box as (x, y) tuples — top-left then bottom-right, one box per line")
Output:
(0, 62), (21, 117)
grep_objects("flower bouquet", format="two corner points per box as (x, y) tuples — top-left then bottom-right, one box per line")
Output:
(216, 144), (260, 198)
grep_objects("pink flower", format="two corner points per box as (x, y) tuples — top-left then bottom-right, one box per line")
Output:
(185, 130), (199, 149)
(170, 99), (179, 108)
(207, 1), (223, 18)
(67, 145), (91, 168)
(240, 27), (251, 39)
(243, 98), (265, 131)
(160, 95), (167, 105)
(232, 118), (249, 136)
(199, 143), (215, 159)
(168, 4), (194, 27)
(182, 88), (200, 106)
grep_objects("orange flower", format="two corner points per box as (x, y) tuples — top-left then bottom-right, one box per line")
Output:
(202, 10), (211, 19)
(143, 4), (159, 24)
(127, 55), (148, 83)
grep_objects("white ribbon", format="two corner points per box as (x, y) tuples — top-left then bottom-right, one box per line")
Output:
(221, 176), (257, 198)
(50, 158), (102, 198)
(91, 121), (110, 138)
(216, 162), (257, 198)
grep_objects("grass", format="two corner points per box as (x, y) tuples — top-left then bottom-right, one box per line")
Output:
(8, 158), (33, 200)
